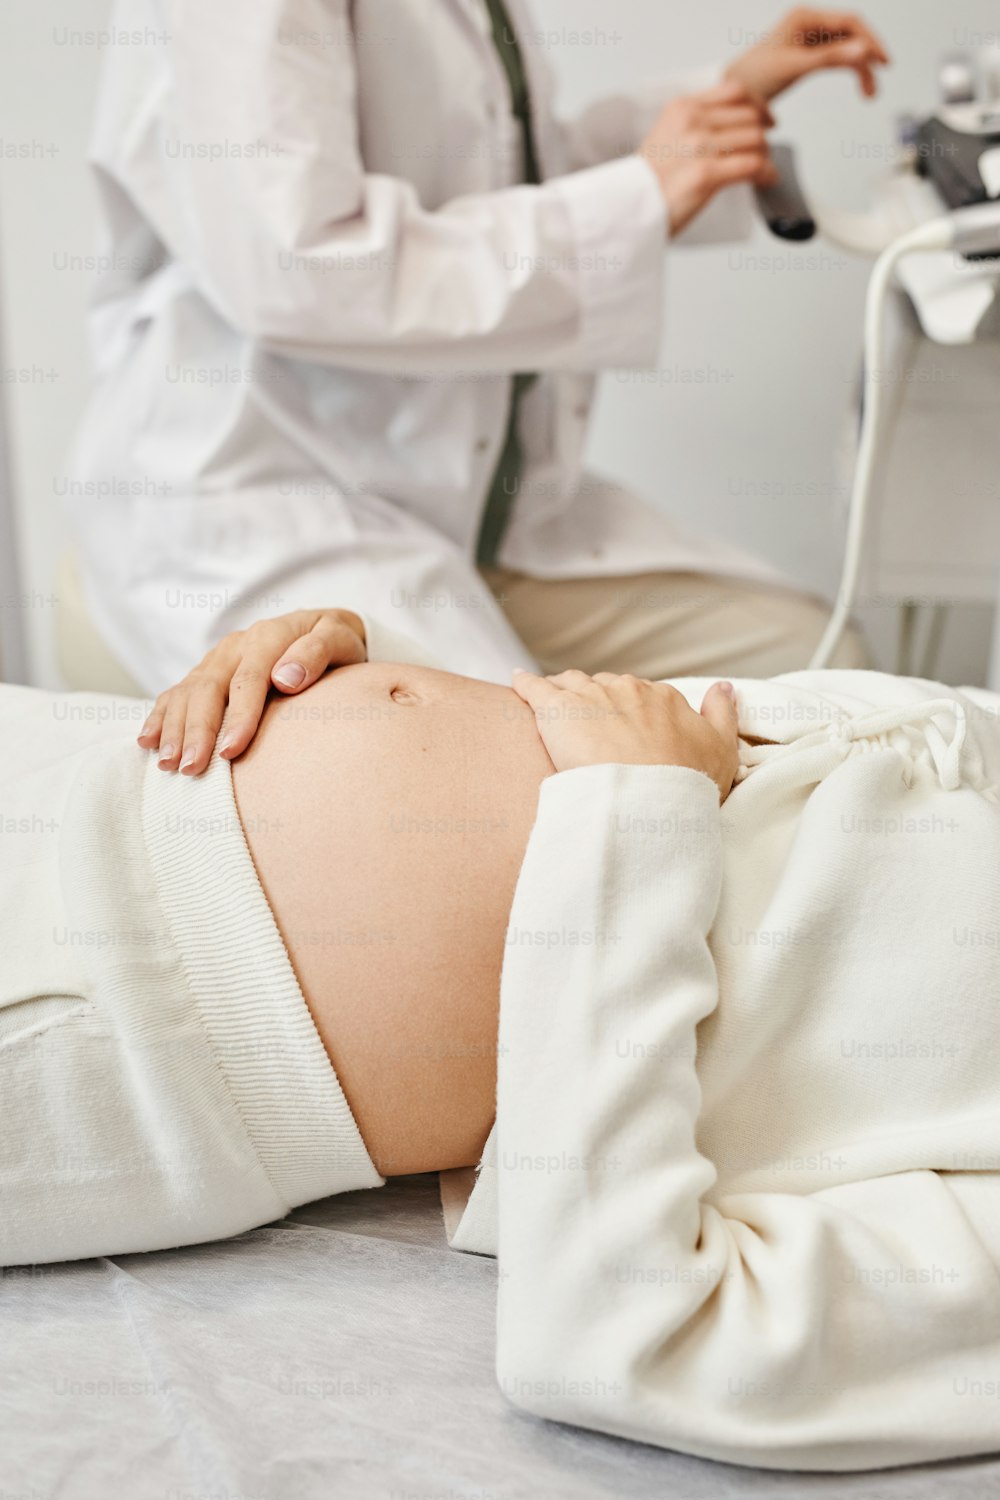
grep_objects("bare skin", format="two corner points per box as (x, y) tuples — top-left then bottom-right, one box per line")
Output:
(148, 614), (743, 1183)
(231, 662), (556, 1178)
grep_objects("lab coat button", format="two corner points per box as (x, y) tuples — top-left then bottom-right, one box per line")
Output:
(574, 404), (588, 419)
(475, 437), (490, 453)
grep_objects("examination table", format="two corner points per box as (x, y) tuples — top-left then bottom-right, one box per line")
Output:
(2, 1174), (998, 1499)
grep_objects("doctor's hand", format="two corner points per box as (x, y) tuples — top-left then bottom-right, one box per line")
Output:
(639, 81), (778, 237)
(726, 9), (890, 102)
(511, 670), (741, 804)
(137, 608), (367, 775)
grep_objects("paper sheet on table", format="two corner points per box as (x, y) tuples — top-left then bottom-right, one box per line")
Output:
(2, 1175), (999, 1498)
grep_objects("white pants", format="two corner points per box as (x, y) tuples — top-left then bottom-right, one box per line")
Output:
(0, 686), (380, 1267)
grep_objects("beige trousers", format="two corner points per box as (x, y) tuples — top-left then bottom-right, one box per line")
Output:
(57, 552), (867, 696)
(481, 568), (870, 680)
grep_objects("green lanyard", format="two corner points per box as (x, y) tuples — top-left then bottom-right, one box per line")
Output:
(476, 0), (540, 569)
(481, 0), (542, 186)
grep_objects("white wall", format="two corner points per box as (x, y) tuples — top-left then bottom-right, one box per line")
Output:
(532, 0), (1000, 681)
(1, 0), (998, 685)
(0, 0), (111, 685)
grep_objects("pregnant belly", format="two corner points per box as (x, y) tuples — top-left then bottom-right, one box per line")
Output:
(231, 662), (554, 1176)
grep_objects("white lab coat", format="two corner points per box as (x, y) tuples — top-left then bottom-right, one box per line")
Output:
(66, 0), (781, 691)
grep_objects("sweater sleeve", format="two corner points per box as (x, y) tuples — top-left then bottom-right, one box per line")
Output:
(494, 763), (1000, 1472)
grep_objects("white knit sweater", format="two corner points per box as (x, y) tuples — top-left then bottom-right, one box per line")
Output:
(424, 659), (1000, 1473)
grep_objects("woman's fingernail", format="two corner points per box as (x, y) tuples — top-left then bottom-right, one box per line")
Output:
(719, 682), (736, 701)
(273, 663), (306, 688)
(158, 744), (176, 765)
(180, 752), (197, 773)
(218, 734), (233, 756)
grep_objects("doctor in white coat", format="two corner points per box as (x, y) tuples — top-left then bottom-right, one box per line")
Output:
(64, 2), (888, 693)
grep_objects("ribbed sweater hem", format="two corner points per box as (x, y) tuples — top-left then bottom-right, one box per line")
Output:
(140, 750), (383, 1209)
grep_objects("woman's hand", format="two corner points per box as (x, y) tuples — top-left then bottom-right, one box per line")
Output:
(511, 670), (741, 803)
(640, 80), (778, 238)
(137, 608), (367, 775)
(727, 8), (890, 101)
